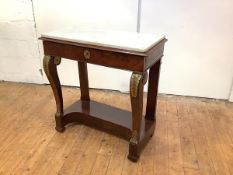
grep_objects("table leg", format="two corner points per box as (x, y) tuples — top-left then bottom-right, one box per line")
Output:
(128, 72), (147, 161)
(145, 59), (161, 121)
(43, 55), (65, 132)
(78, 62), (90, 101)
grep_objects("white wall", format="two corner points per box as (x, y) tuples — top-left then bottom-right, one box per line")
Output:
(140, 0), (233, 99)
(0, 0), (42, 83)
(0, 0), (233, 101)
(32, 0), (138, 91)
(229, 82), (233, 102)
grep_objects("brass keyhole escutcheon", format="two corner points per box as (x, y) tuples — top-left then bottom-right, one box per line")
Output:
(84, 49), (91, 59)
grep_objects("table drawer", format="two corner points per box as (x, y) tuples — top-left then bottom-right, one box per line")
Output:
(43, 40), (145, 72)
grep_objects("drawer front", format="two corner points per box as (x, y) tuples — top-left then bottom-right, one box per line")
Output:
(43, 41), (145, 72)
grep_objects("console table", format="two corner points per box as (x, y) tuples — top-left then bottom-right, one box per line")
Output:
(40, 29), (167, 162)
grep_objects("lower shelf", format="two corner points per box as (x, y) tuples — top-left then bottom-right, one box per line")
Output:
(63, 100), (155, 141)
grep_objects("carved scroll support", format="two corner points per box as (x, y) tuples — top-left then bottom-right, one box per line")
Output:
(128, 71), (147, 161)
(43, 55), (65, 132)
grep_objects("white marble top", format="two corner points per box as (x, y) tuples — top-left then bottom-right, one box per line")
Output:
(41, 28), (165, 52)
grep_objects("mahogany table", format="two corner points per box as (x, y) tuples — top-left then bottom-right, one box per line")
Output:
(40, 29), (167, 162)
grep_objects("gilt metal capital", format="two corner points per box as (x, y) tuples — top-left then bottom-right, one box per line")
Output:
(130, 73), (142, 98)
(54, 56), (61, 65)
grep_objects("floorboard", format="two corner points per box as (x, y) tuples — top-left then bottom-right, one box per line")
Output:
(0, 82), (232, 175)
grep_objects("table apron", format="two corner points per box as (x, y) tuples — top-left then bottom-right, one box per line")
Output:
(43, 41), (146, 72)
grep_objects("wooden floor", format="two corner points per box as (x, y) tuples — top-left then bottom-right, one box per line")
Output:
(0, 82), (233, 175)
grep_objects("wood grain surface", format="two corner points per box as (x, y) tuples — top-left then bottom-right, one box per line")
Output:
(0, 82), (233, 175)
